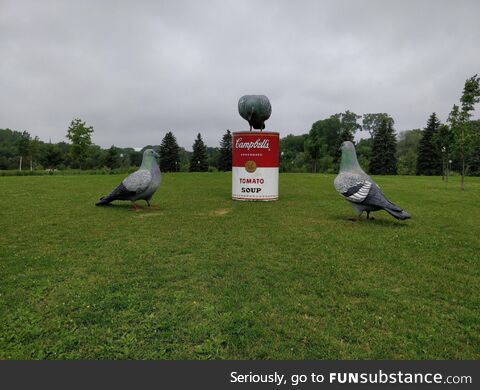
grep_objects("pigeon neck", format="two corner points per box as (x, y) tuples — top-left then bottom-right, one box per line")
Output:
(340, 150), (361, 172)
(141, 156), (157, 170)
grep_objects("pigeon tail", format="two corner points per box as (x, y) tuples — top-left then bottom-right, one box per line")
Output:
(384, 207), (411, 220)
(95, 195), (113, 206)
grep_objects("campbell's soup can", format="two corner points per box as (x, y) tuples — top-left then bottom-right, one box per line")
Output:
(232, 131), (279, 201)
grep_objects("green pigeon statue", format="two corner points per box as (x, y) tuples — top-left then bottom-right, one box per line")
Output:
(96, 149), (161, 210)
(334, 141), (411, 220)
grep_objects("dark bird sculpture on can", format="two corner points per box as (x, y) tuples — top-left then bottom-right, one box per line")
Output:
(238, 95), (272, 131)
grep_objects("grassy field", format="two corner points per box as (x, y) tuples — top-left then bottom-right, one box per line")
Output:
(0, 173), (479, 359)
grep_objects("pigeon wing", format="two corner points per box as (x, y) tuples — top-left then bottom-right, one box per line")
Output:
(122, 169), (152, 194)
(341, 180), (372, 203)
(361, 182), (402, 211)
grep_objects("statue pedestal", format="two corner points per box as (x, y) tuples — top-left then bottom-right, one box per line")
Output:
(232, 131), (279, 201)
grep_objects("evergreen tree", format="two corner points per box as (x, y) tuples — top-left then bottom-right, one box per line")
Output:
(189, 133), (208, 172)
(159, 131), (180, 172)
(416, 113), (442, 175)
(369, 117), (397, 175)
(217, 130), (232, 171)
(66, 118), (94, 169)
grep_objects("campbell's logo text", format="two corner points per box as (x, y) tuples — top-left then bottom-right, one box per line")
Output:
(235, 138), (270, 150)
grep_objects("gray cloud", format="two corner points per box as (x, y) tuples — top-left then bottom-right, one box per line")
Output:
(1, 0), (479, 149)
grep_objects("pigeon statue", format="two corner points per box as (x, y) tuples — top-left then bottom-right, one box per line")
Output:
(334, 141), (411, 220)
(96, 149), (161, 210)
(238, 95), (272, 131)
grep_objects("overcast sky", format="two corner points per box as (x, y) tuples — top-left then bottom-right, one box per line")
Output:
(1, 0), (479, 150)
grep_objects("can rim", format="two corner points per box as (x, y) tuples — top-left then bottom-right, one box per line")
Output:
(232, 131), (279, 136)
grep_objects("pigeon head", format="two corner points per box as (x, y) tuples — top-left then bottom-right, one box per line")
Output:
(141, 148), (160, 168)
(143, 149), (159, 158)
(339, 141), (361, 172)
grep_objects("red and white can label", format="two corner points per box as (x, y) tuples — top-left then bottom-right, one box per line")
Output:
(232, 131), (279, 201)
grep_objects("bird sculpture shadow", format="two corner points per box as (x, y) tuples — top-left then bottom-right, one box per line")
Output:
(328, 213), (411, 227)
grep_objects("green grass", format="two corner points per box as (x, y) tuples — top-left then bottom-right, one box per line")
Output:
(0, 173), (479, 359)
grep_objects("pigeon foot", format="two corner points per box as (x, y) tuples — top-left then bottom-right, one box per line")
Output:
(348, 216), (364, 222)
(129, 203), (141, 211)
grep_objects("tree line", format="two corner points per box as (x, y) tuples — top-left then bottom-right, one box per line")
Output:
(0, 121), (233, 173)
(280, 74), (480, 190)
(1, 75), (479, 188)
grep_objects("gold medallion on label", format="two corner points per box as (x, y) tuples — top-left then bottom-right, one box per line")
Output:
(245, 160), (257, 173)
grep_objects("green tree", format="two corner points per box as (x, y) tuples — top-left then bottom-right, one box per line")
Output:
(41, 143), (64, 169)
(217, 130), (232, 171)
(104, 145), (120, 169)
(306, 116), (343, 172)
(207, 147), (220, 169)
(309, 116), (341, 158)
(66, 118), (94, 169)
(159, 131), (180, 172)
(84, 145), (104, 169)
(416, 113), (442, 175)
(28, 136), (40, 171)
(369, 117), (397, 175)
(178, 147), (191, 171)
(465, 120), (480, 176)
(189, 133), (208, 172)
(468, 146), (480, 176)
(362, 113), (394, 139)
(125, 149), (143, 167)
(449, 74), (480, 190)
(280, 133), (308, 172)
(397, 129), (422, 175)
(306, 112), (360, 171)
(432, 124), (454, 181)
(17, 131), (31, 171)
(334, 110), (361, 165)
(356, 138), (373, 172)
(304, 128), (322, 173)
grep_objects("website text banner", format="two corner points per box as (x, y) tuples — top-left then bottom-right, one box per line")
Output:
(0, 361), (477, 389)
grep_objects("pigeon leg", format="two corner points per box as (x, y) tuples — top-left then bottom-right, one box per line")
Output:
(366, 211), (375, 220)
(146, 199), (151, 207)
(129, 202), (140, 211)
(348, 210), (365, 221)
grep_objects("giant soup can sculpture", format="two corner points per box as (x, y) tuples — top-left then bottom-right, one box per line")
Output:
(232, 131), (279, 201)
